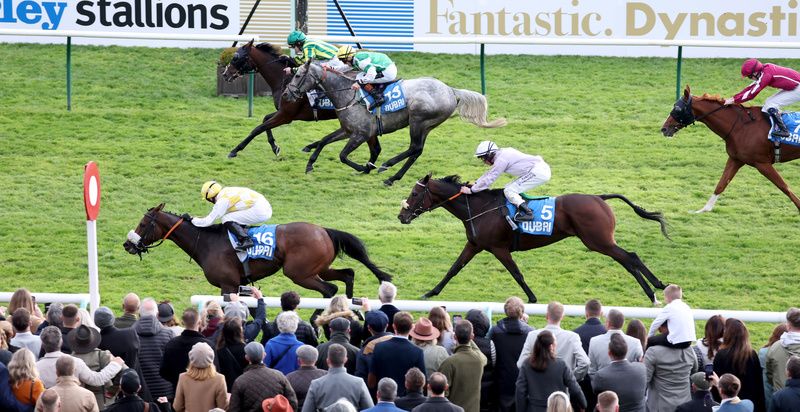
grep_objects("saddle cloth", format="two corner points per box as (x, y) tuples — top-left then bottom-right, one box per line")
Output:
(227, 224), (277, 262)
(768, 112), (800, 146)
(362, 81), (407, 114)
(505, 197), (556, 236)
(306, 89), (335, 110)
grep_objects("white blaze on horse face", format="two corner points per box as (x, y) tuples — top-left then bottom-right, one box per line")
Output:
(401, 200), (409, 210)
(127, 230), (141, 244)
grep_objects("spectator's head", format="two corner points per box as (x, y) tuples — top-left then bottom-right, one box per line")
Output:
(428, 306), (452, 337)
(8, 348), (38, 383)
(182, 308), (199, 331)
(377, 377), (398, 402)
(244, 341), (265, 365)
(765, 322), (788, 349)
(504, 296), (525, 320)
(404, 367), (425, 393)
(546, 391), (572, 412)
(296, 344), (318, 367)
(326, 296), (350, 314)
(94, 306), (115, 330)
(718, 373), (742, 399)
(39, 388), (60, 412)
(55, 355), (74, 378)
(140, 298), (158, 318)
(330, 317), (351, 336)
(787, 355), (800, 379)
(277, 311), (299, 334)
(606, 309), (624, 330)
(157, 301), (177, 327)
(546, 301), (565, 325)
(787, 308), (800, 332)
(280, 291), (301, 311)
(77, 308), (97, 330)
(120, 369), (141, 395)
(45, 303), (64, 329)
(325, 398), (357, 412)
(690, 372), (712, 392)
(465, 309), (490, 338)
(61, 304), (79, 328)
(365, 310), (389, 335)
(664, 284), (682, 303)
(223, 301), (248, 321)
(427, 372), (448, 396)
(204, 300), (223, 321)
(596, 391), (618, 412)
(187, 342), (216, 380)
(327, 343), (347, 368)
(40, 326), (62, 354)
(123, 293), (141, 315)
(67, 325), (102, 355)
(410, 317), (440, 346)
(216, 317), (244, 350)
(721, 318), (752, 372)
(8, 288), (36, 315)
(393, 311), (414, 336)
(378, 282), (397, 304)
(531, 330), (556, 371)
(11, 307), (31, 333)
(454, 319), (473, 345)
(585, 299), (602, 319)
(608, 333), (627, 361)
(703, 315), (726, 359)
(625, 319), (648, 352)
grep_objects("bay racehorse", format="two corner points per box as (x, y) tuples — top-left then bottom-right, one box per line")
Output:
(284, 62), (508, 186)
(398, 175), (670, 304)
(223, 41), (348, 161)
(662, 86), (800, 213)
(123, 204), (392, 296)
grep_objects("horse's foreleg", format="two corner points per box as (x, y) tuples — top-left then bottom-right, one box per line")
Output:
(362, 137), (382, 174)
(754, 162), (800, 212)
(306, 129), (348, 173)
(228, 116), (274, 158)
(693, 157), (744, 213)
(422, 242), (481, 300)
(379, 126), (428, 186)
(338, 137), (369, 173)
(490, 248), (538, 304)
(320, 268), (355, 298)
(265, 129), (280, 156)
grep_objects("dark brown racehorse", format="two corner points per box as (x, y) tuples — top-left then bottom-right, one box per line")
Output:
(123, 204), (392, 296)
(398, 175), (670, 304)
(661, 86), (800, 213)
(223, 41), (347, 164)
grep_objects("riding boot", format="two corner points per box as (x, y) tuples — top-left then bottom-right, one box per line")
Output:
(515, 202), (534, 222)
(224, 222), (254, 252)
(370, 88), (385, 108)
(768, 108), (790, 138)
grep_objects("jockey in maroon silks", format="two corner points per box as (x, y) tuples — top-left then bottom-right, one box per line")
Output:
(724, 58), (800, 138)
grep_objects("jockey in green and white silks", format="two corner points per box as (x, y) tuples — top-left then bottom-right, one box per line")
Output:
(337, 46), (398, 107)
(285, 30), (342, 75)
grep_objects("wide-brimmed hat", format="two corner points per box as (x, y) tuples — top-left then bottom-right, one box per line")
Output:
(409, 317), (440, 341)
(67, 324), (102, 354)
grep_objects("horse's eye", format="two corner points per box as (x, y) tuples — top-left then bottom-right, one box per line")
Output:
(411, 193), (417, 197)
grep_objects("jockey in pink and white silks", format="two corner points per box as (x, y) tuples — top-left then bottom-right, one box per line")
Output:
(460, 141), (551, 222)
(724, 58), (800, 138)
(191, 181), (272, 251)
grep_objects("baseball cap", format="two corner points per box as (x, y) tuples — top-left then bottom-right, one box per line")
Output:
(691, 372), (712, 391)
(120, 369), (141, 394)
(365, 311), (389, 332)
(157, 302), (175, 323)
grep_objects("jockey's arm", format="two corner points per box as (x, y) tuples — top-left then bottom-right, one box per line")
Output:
(191, 198), (231, 227)
(733, 70), (771, 104)
(357, 66), (378, 84)
(471, 157), (509, 192)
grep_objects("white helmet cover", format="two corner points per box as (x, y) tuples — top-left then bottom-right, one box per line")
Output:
(475, 140), (498, 157)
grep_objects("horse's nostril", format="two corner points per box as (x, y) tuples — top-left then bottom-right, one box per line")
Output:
(660, 127), (667, 133)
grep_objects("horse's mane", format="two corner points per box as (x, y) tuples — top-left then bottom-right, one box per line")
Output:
(697, 93), (725, 103)
(255, 43), (283, 58)
(435, 175), (505, 197)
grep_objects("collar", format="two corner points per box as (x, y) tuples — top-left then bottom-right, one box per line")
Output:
(328, 366), (347, 374)
(786, 378), (800, 388)
(298, 365), (318, 370)
(545, 324), (562, 331)
(720, 397), (740, 405)
(606, 329), (623, 335)
(181, 329), (204, 337)
(56, 376), (81, 386)
(43, 352), (62, 359)
(585, 318), (602, 325)
(376, 401), (397, 406)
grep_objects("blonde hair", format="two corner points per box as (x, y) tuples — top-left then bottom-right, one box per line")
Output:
(8, 348), (39, 384)
(546, 391), (573, 412)
(186, 364), (217, 381)
(8, 288), (36, 316)
(317, 296), (358, 323)
(665, 284), (683, 301)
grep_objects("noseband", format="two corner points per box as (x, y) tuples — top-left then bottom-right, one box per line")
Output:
(130, 212), (184, 256)
(403, 181), (463, 220)
(670, 95), (731, 130)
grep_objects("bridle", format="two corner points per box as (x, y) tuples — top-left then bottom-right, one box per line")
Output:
(402, 181), (462, 220)
(670, 95), (753, 139)
(284, 63), (360, 109)
(227, 46), (292, 80)
(129, 211), (184, 257)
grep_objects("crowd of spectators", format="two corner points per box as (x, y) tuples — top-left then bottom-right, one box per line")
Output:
(0, 284), (799, 412)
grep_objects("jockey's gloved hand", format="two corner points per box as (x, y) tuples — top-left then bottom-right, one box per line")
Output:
(181, 213), (193, 222)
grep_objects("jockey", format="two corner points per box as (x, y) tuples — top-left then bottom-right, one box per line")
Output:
(460, 141), (551, 222)
(336, 46), (398, 108)
(724, 58), (800, 138)
(285, 30), (341, 75)
(191, 181), (272, 252)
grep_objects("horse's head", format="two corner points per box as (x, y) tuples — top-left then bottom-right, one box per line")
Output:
(284, 61), (322, 102)
(661, 86), (696, 137)
(222, 41), (256, 82)
(123, 203), (177, 258)
(398, 174), (435, 224)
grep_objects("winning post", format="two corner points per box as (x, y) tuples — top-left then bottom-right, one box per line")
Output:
(83, 161), (101, 314)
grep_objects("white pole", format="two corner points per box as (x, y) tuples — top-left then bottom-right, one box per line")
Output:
(86, 220), (99, 314)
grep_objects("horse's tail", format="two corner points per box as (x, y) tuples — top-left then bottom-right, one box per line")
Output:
(325, 228), (393, 283)
(452, 88), (508, 128)
(599, 194), (671, 240)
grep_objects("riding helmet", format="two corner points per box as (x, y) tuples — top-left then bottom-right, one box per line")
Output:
(741, 58), (763, 78)
(337, 45), (356, 61)
(201, 181), (222, 201)
(474, 140), (499, 158)
(287, 30), (307, 46)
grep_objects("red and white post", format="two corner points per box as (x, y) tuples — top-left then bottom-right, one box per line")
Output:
(83, 162), (101, 314)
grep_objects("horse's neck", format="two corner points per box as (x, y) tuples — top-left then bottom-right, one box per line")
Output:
(319, 70), (357, 105)
(695, 102), (747, 139)
(253, 54), (288, 92)
(161, 216), (206, 262)
(436, 186), (500, 220)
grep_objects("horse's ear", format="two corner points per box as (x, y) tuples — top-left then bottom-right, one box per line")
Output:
(422, 173), (432, 184)
(683, 85), (691, 100)
(247, 39), (254, 47)
(155, 203), (165, 212)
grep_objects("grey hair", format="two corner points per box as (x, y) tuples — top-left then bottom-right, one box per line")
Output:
(377, 377), (398, 401)
(296, 345), (319, 364)
(277, 311), (299, 334)
(378, 282), (397, 303)
(45, 303), (64, 328)
(324, 398), (357, 412)
(40, 326), (62, 353)
(140, 298), (158, 317)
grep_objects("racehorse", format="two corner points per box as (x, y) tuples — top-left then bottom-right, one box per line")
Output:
(662, 86), (800, 213)
(222, 41), (347, 162)
(398, 174), (670, 304)
(123, 204), (392, 297)
(284, 62), (508, 186)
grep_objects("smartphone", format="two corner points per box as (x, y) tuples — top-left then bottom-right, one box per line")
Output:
(351, 298), (363, 305)
(704, 364), (714, 379)
(238, 285), (253, 297)
(223, 293), (232, 302)
(452, 314), (462, 323)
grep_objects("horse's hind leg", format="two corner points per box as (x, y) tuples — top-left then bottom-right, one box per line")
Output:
(362, 137), (382, 174)
(306, 129), (348, 173)
(291, 274), (339, 298)
(320, 268), (355, 298)
(754, 162), (800, 212)
(338, 137), (369, 173)
(380, 124), (431, 186)
(490, 248), (538, 304)
(629, 252), (666, 289)
(597, 244), (656, 304)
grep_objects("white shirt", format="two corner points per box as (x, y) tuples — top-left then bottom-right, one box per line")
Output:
(36, 352), (122, 388)
(648, 298), (697, 344)
(10, 331), (42, 360)
(471, 148), (544, 192)
(516, 324), (590, 380)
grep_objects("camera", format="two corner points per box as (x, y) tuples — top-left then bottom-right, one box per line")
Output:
(452, 314), (462, 323)
(704, 363), (714, 379)
(238, 285), (254, 297)
(351, 298), (363, 305)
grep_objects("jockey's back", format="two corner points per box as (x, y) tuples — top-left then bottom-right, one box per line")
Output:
(295, 39), (338, 65)
(218, 187), (267, 213)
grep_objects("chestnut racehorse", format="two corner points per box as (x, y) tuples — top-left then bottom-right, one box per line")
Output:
(661, 86), (800, 213)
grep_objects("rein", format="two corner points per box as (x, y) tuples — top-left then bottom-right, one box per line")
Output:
(142, 215), (184, 250)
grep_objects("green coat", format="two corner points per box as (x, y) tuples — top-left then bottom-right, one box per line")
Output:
(438, 341), (487, 412)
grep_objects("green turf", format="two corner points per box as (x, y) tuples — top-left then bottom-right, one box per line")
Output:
(0, 43), (797, 343)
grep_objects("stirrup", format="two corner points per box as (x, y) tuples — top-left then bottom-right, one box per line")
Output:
(235, 238), (254, 252)
(514, 212), (534, 222)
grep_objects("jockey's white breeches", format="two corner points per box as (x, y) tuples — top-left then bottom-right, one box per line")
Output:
(357, 64), (398, 85)
(763, 87), (800, 111)
(221, 199), (272, 225)
(504, 162), (552, 206)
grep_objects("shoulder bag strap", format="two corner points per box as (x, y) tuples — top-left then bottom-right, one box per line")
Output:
(268, 344), (295, 369)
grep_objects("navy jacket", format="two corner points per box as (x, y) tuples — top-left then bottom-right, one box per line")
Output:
(573, 317), (606, 354)
(371, 337), (426, 396)
(770, 378), (800, 412)
(0, 362), (32, 412)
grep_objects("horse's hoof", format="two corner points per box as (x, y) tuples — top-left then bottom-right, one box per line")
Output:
(305, 166), (314, 174)
(227, 151), (238, 159)
(528, 297), (537, 304)
(377, 165), (389, 174)
(383, 179), (395, 187)
(420, 292), (434, 300)
(301, 146), (312, 153)
(273, 146), (281, 156)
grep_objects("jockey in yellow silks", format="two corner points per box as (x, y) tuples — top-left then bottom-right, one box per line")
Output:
(191, 181), (272, 251)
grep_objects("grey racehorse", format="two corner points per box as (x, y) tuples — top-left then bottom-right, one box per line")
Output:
(284, 61), (507, 186)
